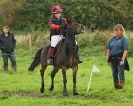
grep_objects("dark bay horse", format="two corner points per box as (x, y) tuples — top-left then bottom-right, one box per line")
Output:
(28, 22), (84, 96)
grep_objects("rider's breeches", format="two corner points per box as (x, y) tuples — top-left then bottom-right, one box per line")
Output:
(51, 35), (63, 47)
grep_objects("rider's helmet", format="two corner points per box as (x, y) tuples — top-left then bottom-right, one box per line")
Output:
(51, 5), (63, 14)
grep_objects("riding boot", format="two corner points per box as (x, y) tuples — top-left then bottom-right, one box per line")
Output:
(76, 45), (83, 63)
(113, 80), (120, 89)
(47, 47), (55, 65)
(119, 80), (125, 89)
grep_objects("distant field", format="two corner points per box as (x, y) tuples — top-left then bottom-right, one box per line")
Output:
(0, 49), (133, 106)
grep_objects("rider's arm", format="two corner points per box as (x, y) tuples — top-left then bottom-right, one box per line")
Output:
(49, 19), (60, 30)
(59, 18), (67, 29)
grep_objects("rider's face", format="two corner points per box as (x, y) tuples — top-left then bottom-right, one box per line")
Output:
(54, 13), (61, 19)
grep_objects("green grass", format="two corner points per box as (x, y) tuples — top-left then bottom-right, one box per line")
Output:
(0, 49), (133, 106)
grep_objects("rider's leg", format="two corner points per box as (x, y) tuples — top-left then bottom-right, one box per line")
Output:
(47, 46), (55, 65)
(47, 35), (63, 65)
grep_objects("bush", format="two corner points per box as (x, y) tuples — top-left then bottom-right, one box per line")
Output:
(127, 32), (133, 56)
(16, 30), (133, 57)
(78, 30), (133, 56)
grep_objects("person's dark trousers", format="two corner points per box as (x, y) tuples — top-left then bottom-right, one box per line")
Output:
(2, 51), (16, 71)
(110, 62), (125, 89)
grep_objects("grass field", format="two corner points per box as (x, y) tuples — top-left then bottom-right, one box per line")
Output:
(0, 48), (133, 106)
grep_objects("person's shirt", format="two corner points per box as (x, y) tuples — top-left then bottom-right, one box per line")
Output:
(49, 16), (67, 36)
(0, 32), (16, 53)
(107, 35), (128, 56)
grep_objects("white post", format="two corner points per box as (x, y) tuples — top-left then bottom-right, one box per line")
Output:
(87, 70), (93, 92)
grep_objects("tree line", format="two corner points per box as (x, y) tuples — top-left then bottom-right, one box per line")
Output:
(0, 0), (133, 32)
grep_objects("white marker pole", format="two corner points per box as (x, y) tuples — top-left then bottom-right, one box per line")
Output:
(87, 70), (93, 92)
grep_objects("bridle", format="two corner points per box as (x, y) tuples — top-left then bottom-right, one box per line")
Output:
(58, 23), (85, 49)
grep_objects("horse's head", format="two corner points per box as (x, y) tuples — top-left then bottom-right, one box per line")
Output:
(67, 22), (85, 35)
(65, 22), (85, 46)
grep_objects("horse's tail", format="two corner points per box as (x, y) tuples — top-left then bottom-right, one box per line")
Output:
(28, 48), (43, 71)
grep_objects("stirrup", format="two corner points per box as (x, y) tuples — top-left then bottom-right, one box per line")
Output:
(47, 59), (53, 65)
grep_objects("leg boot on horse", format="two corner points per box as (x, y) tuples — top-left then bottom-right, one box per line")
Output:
(47, 47), (55, 65)
(76, 45), (83, 63)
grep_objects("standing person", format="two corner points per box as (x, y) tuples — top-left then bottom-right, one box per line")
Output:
(106, 24), (129, 89)
(47, 5), (68, 65)
(0, 25), (17, 71)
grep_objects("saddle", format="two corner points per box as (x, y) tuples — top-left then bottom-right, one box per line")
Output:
(48, 39), (65, 59)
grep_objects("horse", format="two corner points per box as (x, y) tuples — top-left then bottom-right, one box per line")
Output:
(28, 22), (85, 96)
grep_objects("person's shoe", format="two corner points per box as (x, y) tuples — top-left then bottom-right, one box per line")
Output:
(12, 65), (17, 72)
(3, 66), (8, 71)
(47, 59), (53, 65)
(119, 80), (125, 89)
(113, 80), (120, 89)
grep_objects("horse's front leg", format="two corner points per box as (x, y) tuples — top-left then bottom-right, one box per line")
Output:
(62, 68), (68, 96)
(40, 66), (47, 93)
(50, 66), (59, 91)
(72, 65), (79, 95)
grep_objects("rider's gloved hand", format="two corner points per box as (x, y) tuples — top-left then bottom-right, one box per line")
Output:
(50, 24), (60, 30)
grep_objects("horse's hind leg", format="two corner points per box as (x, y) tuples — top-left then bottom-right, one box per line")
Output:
(50, 66), (60, 91)
(62, 68), (68, 96)
(72, 66), (79, 95)
(40, 65), (47, 93)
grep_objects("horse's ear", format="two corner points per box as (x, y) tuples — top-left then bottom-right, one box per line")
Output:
(66, 18), (72, 24)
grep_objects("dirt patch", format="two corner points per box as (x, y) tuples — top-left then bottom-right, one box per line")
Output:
(0, 90), (45, 99)
(0, 90), (132, 104)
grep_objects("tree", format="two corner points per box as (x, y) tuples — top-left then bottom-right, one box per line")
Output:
(0, 0), (23, 28)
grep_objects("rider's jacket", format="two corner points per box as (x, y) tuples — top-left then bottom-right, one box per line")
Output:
(49, 16), (67, 37)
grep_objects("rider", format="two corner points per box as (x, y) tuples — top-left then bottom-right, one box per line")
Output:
(47, 5), (67, 65)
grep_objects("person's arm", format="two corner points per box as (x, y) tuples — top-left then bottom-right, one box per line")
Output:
(60, 18), (67, 29)
(106, 49), (110, 63)
(120, 38), (128, 65)
(121, 50), (128, 62)
(49, 19), (60, 30)
(0, 37), (5, 50)
(12, 34), (16, 48)
(120, 50), (128, 65)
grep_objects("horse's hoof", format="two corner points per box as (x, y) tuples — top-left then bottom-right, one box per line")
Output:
(40, 88), (44, 93)
(63, 92), (68, 96)
(73, 92), (79, 96)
